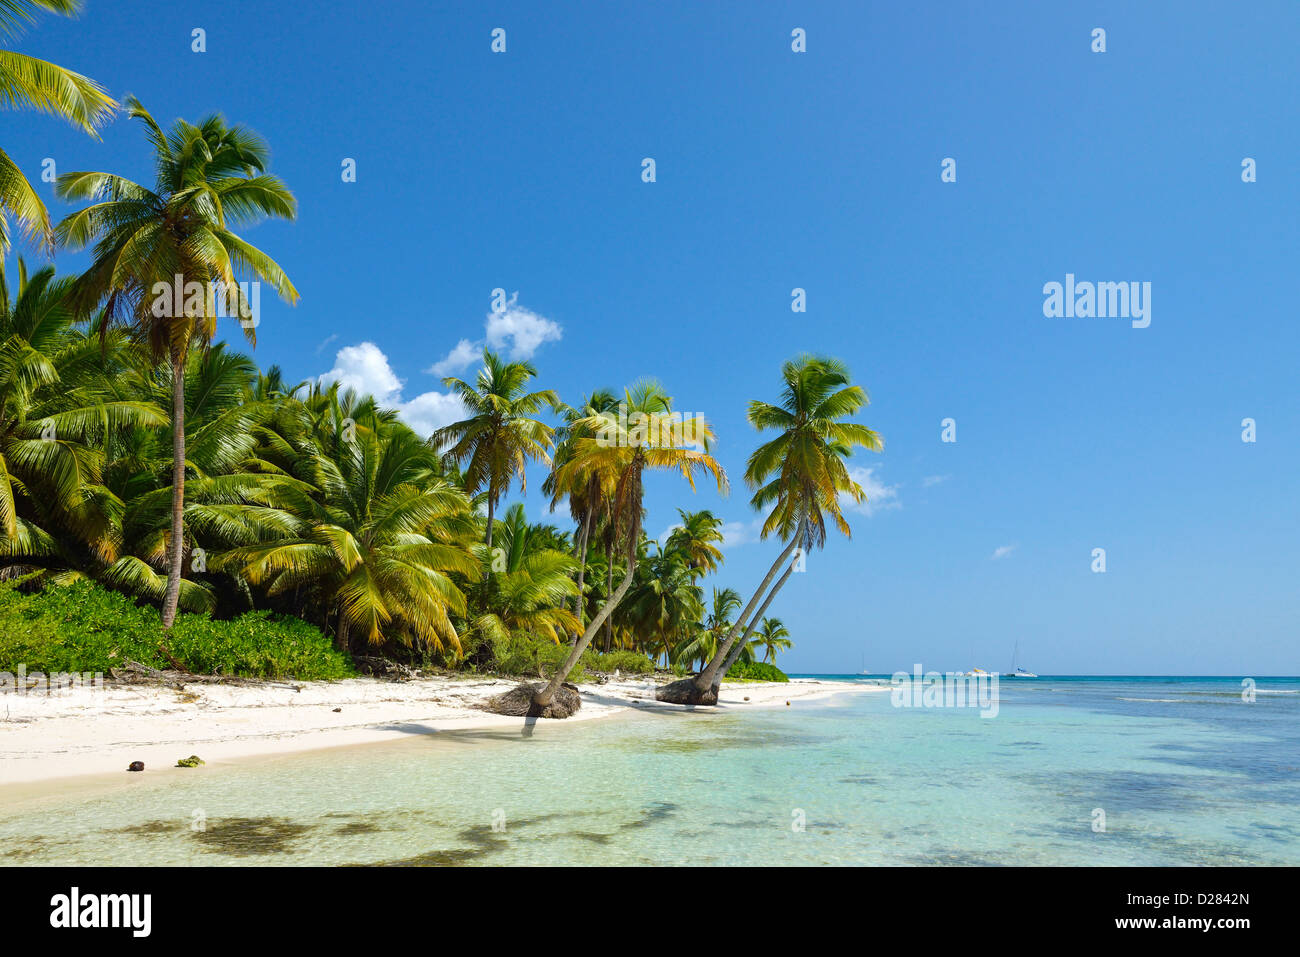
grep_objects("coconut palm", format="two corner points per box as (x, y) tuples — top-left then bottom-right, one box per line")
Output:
(468, 503), (579, 662)
(664, 508), (725, 576)
(431, 349), (559, 550)
(493, 380), (727, 716)
(0, 258), (167, 581)
(622, 541), (703, 668)
(54, 97), (299, 628)
(1, 0), (115, 253)
(544, 388), (617, 622)
(219, 412), (480, 654)
(658, 355), (882, 704)
(752, 616), (793, 663)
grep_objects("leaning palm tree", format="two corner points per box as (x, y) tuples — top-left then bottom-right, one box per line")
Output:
(431, 349), (558, 549)
(490, 380), (727, 717)
(753, 617), (793, 663)
(658, 355), (881, 704)
(54, 97), (298, 628)
(0, 0), (115, 252)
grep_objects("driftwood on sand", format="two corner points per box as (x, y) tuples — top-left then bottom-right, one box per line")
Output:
(486, 682), (582, 719)
(108, 659), (303, 692)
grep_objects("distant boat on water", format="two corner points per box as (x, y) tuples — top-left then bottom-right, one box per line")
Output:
(1007, 641), (1037, 678)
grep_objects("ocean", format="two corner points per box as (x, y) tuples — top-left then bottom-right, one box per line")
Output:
(2, 676), (1297, 865)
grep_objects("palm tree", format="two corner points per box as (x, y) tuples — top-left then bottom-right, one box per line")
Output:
(658, 355), (882, 704)
(0, 257), (164, 578)
(752, 616), (793, 663)
(468, 503), (579, 667)
(623, 542), (703, 668)
(219, 412), (480, 654)
(544, 389), (617, 623)
(1, 0), (114, 253)
(431, 349), (558, 550)
(672, 584), (740, 670)
(493, 380), (727, 716)
(54, 98), (298, 628)
(664, 508), (725, 577)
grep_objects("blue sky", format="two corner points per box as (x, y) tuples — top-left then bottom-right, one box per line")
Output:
(6, 1), (1297, 673)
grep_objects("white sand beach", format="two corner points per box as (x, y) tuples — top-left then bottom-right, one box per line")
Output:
(0, 675), (880, 789)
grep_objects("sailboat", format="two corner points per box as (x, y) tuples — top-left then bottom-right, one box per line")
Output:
(1007, 641), (1037, 678)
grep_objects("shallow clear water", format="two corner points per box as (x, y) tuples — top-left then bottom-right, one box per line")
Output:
(2, 676), (1297, 865)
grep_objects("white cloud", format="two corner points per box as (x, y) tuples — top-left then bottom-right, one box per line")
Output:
(991, 544), (1017, 560)
(842, 466), (901, 516)
(314, 333), (339, 356)
(429, 338), (480, 377)
(427, 294), (562, 376)
(318, 341), (467, 438)
(921, 474), (950, 488)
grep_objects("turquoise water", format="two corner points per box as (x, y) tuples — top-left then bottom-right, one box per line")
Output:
(2, 676), (1297, 865)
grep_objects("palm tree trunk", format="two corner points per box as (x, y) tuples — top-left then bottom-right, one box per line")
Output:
(603, 541), (614, 653)
(535, 543), (638, 707)
(717, 559), (797, 681)
(485, 493), (496, 549)
(336, 615), (351, 655)
(572, 508), (592, 620)
(160, 347), (186, 630)
(692, 533), (801, 692)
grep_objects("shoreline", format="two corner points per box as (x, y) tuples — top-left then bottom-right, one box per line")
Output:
(0, 674), (882, 794)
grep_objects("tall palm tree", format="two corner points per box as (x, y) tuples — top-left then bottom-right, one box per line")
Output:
(544, 388), (617, 622)
(1, 0), (115, 253)
(431, 349), (558, 550)
(752, 616), (793, 663)
(658, 355), (881, 704)
(54, 97), (298, 628)
(494, 380), (727, 716)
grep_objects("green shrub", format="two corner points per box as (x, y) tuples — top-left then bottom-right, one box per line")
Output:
(590, 650), (655, 675)
(725, 659), (789, 682)
(0, 580), (353, 680)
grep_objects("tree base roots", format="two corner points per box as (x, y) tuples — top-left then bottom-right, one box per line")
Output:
(487, 682), (582, 718)
(654, 678), (719, 706)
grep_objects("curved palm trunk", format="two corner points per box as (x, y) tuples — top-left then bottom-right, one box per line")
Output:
(160, 348), (186, 630)
(691, 534), (800, 692)
(535, 543), (637, 708)
(717, 559), (797, 682)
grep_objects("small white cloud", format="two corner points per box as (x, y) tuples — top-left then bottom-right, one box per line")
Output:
(921, 474), (950, 488)
(429, 338), (480, 377)
(485, 298), (562, 359)
(318, 341), (467, 439)
(427, 294), (562, 376)
(842, 466), (901, 516)
(991, 544), (1017, 560)
(314, 333), (339, 356)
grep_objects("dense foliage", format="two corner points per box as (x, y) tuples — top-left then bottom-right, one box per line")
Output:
(0, 578), (352, 679)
